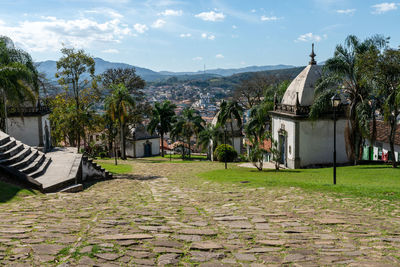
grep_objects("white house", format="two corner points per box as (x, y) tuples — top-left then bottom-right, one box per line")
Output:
(125, 124), (160, 158)
(270, 44), (348, 169)
(6, 103), (52, 151)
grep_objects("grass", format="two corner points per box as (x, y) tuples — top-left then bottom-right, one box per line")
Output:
(0, 181), (36, 203)
(95, 162), (132, 174)
(198, 164), (400, 201)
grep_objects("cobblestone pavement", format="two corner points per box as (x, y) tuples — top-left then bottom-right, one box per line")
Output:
(1, 160), (400, 266)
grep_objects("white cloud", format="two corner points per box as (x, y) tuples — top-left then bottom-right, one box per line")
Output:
(371, 2), (398, 14)
(192, 56), (203, 61)
(102, 48), (119, 53)
(251, 9), (256, 13)
(201, 33), (215, 40)
(336, 8), (356, 15)
(215, 54), (224, 59)
(151, 19), (166, 28)
(296, 33), (327, 42)
(260, 15), (279, 21)
(232, 25), (237, 29)
(159, 9), (183, 16)
(0, 16), (131, 52)
(85, 8), (123, 19)
(195, 11), (225, 22)
(134, 23), (148, 33)
(180, 33), (191, 38)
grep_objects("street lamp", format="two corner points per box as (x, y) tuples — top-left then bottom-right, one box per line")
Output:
(224, 124), (227, 169)
(331, 93), (341, 185)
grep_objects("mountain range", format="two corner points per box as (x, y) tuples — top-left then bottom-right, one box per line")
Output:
(36, 57), (296, 82)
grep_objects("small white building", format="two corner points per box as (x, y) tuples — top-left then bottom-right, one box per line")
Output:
(270, 45), (348, 168)
(6, 104), (52, 151)
(125, 124), (160, 158)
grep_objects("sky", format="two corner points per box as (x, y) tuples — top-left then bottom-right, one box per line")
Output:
(0, 0), (399, 72)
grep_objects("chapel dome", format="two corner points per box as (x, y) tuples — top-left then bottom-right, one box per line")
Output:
(281, 44), (322, 106)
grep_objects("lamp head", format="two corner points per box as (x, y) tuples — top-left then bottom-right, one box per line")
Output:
(331, 93), (341, 108)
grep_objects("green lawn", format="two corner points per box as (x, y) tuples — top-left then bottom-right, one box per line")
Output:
(198, 165), (400, 200)
(153, 154), (208, 160)
(96, 162), (132, 174)
(0, 181), (36, 203)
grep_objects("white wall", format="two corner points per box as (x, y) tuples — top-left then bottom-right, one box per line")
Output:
(299, 119), (348, 167)
(271, 116), (349, 168)
(126, 138), (160, 158)
(7, 115), (50, 148)
(271, 117), (296, 167)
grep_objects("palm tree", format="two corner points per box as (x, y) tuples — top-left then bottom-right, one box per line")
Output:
(172, 108), (205, 159)
(310, 35), (387, 164)
(244, 103), (271, 170)
(147, 100), (177, 157)
(217, 100), (243, 146)
(198, 123), (224, 160)
(105, 83), (135, 160)
(0, 36), (38, 132)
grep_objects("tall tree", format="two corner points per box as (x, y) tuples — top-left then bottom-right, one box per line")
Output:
(244, 102), (271, 171)
(361, 47), (400, 167)
(0, 36), (38, 132)
(105, 84), (136, 160)
(147, 100), (177, 157)
(309, 35), (388, 164)
(55, 47), (95, 152)
(234, 73), (274, 109)
(172, 108), (205, 159)
(101, 67), (150, 130)
(217, 100), (243, 146)
(198, 123), (224, 160)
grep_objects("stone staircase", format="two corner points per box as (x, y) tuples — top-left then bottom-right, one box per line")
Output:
(0, 131), (113, 193)
(0, 131), (51, 190)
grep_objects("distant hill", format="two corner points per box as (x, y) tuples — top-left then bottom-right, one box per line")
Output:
(159, 64), (295, 77)
(36, 57), (298, 82)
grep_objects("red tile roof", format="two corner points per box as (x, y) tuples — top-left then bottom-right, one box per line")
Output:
(373, 120), (400, 146)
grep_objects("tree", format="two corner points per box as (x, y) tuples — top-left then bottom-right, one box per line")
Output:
(55, 47), (95, 152)
(244, 103), (271, 171)
(198, 123), (224, 160)
(217, 100), (243, 146)
(101, 67), (150, 130)
(172, 108), (205, 159)
(147, 100), (177, 157)
(234, 73), (277, 109)
(105, 84), (136, 160)
(361, 47), (400, 168)
(310, 35), (388, 164)
(0, 36), (38, 132)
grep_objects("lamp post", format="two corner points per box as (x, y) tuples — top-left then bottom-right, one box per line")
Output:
(224, 124), (227, 169)
(331, 93), (341, 185)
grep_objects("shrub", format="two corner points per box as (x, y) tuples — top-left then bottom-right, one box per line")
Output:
(214, 144), (238, 162)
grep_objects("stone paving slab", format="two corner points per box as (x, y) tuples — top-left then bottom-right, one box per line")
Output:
(1, 160), (400, 265)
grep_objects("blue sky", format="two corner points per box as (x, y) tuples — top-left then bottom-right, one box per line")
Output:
(0, 0), (399, 72)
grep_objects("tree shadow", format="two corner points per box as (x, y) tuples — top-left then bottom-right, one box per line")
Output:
(0, 177), (37, 203)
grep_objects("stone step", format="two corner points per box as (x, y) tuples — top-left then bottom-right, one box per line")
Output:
(59, 184), (83, 193)
(20, 153), (46, 175)
(30, 157), (52, 178)
(0, 134), (10, 146)
(9, 150), (39, 170)
(0, 143), (25, 159)
(0, 139), (16, 153)
(0, 146), (31, 164)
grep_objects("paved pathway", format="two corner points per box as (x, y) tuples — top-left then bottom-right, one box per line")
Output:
(1, 161), (400, 266)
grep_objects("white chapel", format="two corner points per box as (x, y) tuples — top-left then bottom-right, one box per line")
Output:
(270, 45), (348, 168)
